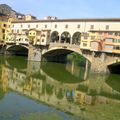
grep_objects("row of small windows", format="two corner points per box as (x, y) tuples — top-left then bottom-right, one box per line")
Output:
(12, 24), (110, 30)
(20, 24), (81, 29)
(114, 39), (120, 43)
(90, 25), (109, 30)
(12, 24), (81, 29)
(113, 46), (120, 50)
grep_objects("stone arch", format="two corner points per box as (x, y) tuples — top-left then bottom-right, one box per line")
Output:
(6, 44), (29, 50)
(72, 32), (81, 45)
(108, 62), (120, 74)
(50, 31), (59, 43)
(42, 46), (91, 63)
(6, 45), (29, 56)
(61, 31), (71, 43)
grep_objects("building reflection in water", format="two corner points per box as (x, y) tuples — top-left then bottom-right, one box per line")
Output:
(0, 57), (120, 120)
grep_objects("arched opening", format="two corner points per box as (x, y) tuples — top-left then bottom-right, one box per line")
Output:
(42, 49), (71, 63)
(108, 62), (120, 74)
(72, 32), (81, 45)
(61, 32), (71, 43)
(50, 31), (59, 43)
(7, 45), (28, 56)
(42, 48), (90, 82)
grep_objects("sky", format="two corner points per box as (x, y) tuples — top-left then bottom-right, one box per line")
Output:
(0, 0), (120, 19)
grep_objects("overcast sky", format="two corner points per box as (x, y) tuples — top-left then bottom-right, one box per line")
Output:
(0, 0), (120, 19)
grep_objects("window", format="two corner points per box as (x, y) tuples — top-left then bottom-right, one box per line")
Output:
(28, 24), (30, 28)
(105, 38), (113, 43)
(42, 39), (44, 42)
(17, 30), (19, 33)
(21, 24), (23, 28)
(65, 24), (68, 28)
(118, 32), (120, 36)
(33, 33), (35, 35)
(114, 46), (120, 50)
(83, 43), (87, 46)
(2, 35), (5, 39)
(91, 36), (95, 40)
(36, 24), (38, 28)
(55, 24), (57, 28)
(115, 32), (120, 36)
(77, 24), (80, 28)
(3, 24), (6, 27)
(90, 25), (94, 30)
(106, 25), (109, 30)
(105, 45), (113, 49)
(84, 36), (88, 39)
(113, 39), (120, 43)
(114, 39), (117, 43)
(2, 29), (5, 33)
(41, 34), (45, 37)
(45, 24), (47, 28)
(99, 32), (102, 35)
(12, 25), (14, 28)
(84, 33), (88, 39)
(108, 32), (113, 35)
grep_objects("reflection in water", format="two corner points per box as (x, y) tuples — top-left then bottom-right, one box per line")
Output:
(106, 74), (120, 93)
(0, 56), (120, 120)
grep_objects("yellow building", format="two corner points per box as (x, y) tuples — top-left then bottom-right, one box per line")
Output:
(80, 32), (91, 50)
(28, 29), (41, 44)
(0, 13), (8, 42)
(28, 29), (51, 45)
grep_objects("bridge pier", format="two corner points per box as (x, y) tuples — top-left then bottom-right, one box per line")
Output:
(90, 52), (109, 74)
(28, 45), (42, 61)
(0, 45), (6, 54)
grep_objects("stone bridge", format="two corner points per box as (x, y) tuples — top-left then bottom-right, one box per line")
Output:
(42, 43), (92, 62)
(1, 42), (120, 74)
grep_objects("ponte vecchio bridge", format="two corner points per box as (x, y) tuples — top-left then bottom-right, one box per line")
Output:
(0, 40), (119, 74)
(1, 18), (120, 73)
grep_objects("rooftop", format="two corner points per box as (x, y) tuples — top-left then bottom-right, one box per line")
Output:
(12, 18), (120, 23)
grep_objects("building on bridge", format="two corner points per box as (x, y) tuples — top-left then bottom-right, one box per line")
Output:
(0, 13), (8, 42)
(2, 16), (120, 74)
(6, 17), (120, 54)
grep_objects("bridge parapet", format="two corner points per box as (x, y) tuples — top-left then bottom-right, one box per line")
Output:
(49, 43), (80, 49)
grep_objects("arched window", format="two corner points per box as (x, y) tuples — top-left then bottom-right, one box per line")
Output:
(50, 31), (59, 42)
(61, 31), (71, 43)
(72, 32), (81, 45)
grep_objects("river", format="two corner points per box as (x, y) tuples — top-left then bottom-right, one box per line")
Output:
(0, 55), (120, 120)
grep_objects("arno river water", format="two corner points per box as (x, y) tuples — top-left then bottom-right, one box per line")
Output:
(0, 55), (120, 120)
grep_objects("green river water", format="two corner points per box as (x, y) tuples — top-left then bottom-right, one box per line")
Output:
(0, 55), (120, 120)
